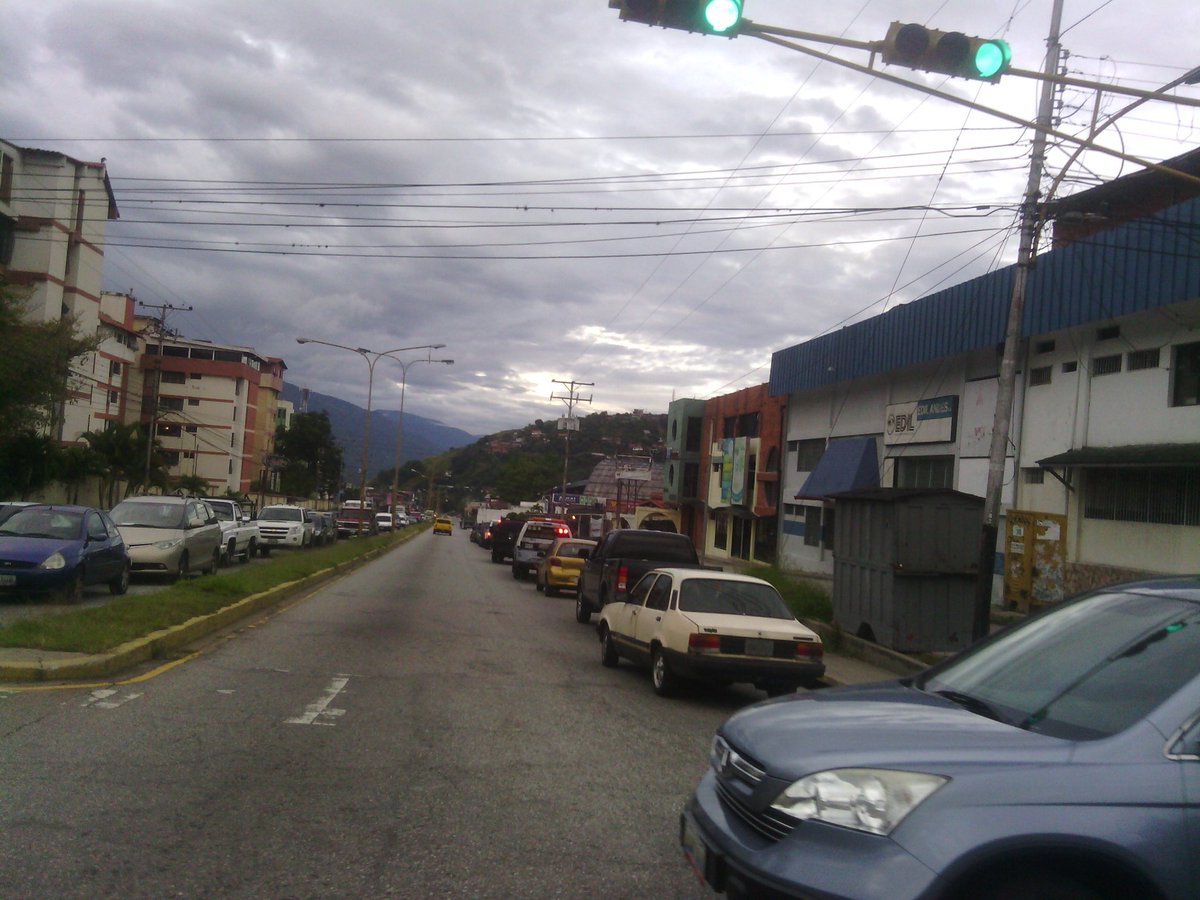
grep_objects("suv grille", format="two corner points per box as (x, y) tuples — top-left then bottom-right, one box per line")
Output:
(712, 737), (795, 843)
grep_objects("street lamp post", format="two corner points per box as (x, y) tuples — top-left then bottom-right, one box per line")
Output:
(387, 353), (454, 518)
(295, 338), (446, 535)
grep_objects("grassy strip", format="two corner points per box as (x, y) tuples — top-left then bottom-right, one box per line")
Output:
(742, 564), (833, 623)
(0, 529), (419, 654)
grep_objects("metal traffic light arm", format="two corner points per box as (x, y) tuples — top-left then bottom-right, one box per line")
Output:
(737, 20), (1200, 190)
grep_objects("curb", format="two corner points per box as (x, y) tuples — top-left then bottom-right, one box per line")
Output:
(0, 529), (421, 684)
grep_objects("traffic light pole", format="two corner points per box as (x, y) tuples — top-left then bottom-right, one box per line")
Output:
(971, 0), (1063, 636)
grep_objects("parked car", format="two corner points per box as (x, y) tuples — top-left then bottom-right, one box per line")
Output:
(0, 504), (130, 601)
(204, 498), (258, 565)
(335, 501), (377, 538)
(256, 504), (314, 553)
(489, 517), (525, 563)
(576, 528), (708, 623)
(433, 516), (453, 536)
(511, 518), (571, 580)
(304, 509), (335, 545)
(375, 512), (394, 533)
(535, 537), (596, 596)
(681, 576), (1200, 900)
(598, 569), (824, 697)
(109, 495), (223, 580)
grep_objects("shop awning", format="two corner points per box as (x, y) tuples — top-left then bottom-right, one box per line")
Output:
(1038, 444), (1200, 468)
(796, 437), (879, 500)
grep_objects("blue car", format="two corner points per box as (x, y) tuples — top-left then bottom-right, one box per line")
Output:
(0, 504), (131, 602)
(682, 577), (1200, 900)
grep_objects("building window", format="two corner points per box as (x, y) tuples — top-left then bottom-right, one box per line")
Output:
(1127, 348), (1160, 372)
(186, 425), (198, 434)
(1062, 360), (1078, 374)
(1028, 365), (1052, 386)
(161, 371), (186, 384)
(162, 451), (180, 467)
(738, 412), (760, 438)
(685, 417), (702, 453)
(895, 455), (954, 489)
(1023, 467), (1045, 485)
(108, 390), (119, 404)
(1171, 341), (1200, 407)
(109, 360), (122, 376)
(723, 416), (736, 440)
(159, 397), (184, 412)
(791, 438), (826, 472)
(1084, 467), (1200, 526)
(190, 373), (202, 380)
(1092, 354), (1122, 376)
(188, 398), (200, 406)
(803, 505), (822, 547)
(1096, 325), (1121, 341)
(1036, 339), (1056, 354)
(682, 462), (699, 498)
(713, 512), (728, 550)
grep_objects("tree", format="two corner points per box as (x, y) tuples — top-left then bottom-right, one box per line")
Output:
(0, 433), (59, 500)
(0, 279), (99, 438)
(82, 422), (168, 506)
(55, 445), (103, 504)
(494, 452), (561, 503)
(274, 411), (343, 499)
(175, 474), (209, 496)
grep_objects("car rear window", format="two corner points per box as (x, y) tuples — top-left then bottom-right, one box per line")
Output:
(555, 543), (592, 559)
(677, 579), (795, 620)
(525, 525), (560, 540)
(610, 533), (698, 563)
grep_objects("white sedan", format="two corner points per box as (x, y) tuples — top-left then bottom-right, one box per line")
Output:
(597, 568), (825, 697)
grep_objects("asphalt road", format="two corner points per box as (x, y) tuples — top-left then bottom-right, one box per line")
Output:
(0, 528), (791, 898)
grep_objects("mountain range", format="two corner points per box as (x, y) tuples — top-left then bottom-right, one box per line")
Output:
(280, 383), (482, 483)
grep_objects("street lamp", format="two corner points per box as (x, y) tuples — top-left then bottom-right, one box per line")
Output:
(295, 338), (446, 535)
(386, 353), (454, 518)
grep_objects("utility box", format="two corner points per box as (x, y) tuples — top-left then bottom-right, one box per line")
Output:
(831, 488), (984, 653)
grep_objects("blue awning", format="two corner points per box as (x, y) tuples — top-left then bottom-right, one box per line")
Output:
(796, 437), (879, 500)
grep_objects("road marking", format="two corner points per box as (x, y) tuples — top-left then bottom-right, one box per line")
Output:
(81, 688), (143, 709)
(286, 674), (350, 726)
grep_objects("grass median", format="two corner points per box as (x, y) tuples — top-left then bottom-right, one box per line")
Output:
(0, 528), (421, 655)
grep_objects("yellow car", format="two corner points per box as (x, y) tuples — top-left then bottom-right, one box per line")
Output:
(433, 516), (453, 536)
(536, 538), (596, 597)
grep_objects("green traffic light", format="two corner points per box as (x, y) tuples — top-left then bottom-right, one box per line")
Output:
(974, 39), (1011, 78)
(703, 0), (742, 33)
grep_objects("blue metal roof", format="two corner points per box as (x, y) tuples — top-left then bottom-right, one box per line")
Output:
(769, 195), (1200, 396)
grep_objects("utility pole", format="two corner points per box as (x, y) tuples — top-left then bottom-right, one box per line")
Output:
(551, 379), (593, 514)
(138, 301), (192, 489)
(973, 0), (1064, 638)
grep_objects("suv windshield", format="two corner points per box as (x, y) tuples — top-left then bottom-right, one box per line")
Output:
(259, 507), (303, 522)
(920, 588), (1200, 740)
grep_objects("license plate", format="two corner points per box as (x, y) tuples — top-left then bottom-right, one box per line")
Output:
(680, 813), (709, 885)
(745, 638), (773, 657)
(676, 816), (710, 883)
(0, 574), (15, 587)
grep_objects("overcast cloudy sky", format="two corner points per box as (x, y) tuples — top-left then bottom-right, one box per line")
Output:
(5, 1), (1198, 434)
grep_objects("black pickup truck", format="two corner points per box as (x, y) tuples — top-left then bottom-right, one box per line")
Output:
(575, 529), (709, 623)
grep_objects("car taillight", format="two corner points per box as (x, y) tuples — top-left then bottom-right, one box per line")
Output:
(617, 565), (628, 593)
(795, 641), (824, 660)
(688, 633), (721, 654)
(557, 526), (570, 537)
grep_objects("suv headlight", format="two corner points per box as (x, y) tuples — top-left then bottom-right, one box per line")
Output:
(772, 768), (947, 836)
(154, 538), (184, 551)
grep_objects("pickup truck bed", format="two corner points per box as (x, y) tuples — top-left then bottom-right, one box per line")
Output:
(575, 529), (708, 623)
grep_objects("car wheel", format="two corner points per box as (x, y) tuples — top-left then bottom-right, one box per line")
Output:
(244, 538), (257, 562)
(60, 568), (85, 603)
(651, 648), (678, 697)
(108, 562), (130, 596)
(599, 627), (619, 668)
(173, 551), (189, 582)
(511, 564), (522, 580)
(223, 538), (237, 567)
(574, 596), (591, 624)
(491, 550), (502, 564)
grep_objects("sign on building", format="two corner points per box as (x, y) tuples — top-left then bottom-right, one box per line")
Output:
(885, 395), (958, 445)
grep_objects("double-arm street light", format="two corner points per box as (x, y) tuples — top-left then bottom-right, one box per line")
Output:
(295, 337), (446, 534)
(387, 353), (454, 517)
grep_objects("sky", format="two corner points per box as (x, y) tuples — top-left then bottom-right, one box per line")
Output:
(5, 1), (1199, 435)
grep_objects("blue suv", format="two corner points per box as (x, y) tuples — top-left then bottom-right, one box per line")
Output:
(682, 577), (1200, 900)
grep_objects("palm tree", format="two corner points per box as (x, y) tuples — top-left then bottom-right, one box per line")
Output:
(55, 444), (103, 505)
(83, 422), (169, 505)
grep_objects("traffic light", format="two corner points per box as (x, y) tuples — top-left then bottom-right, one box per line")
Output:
(881, 22), (1012, 82)
(608, 0), (745, 36)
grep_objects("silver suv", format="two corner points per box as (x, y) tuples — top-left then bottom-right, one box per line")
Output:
(109, 495), (223, 581)
(511, 519), (571, 580)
